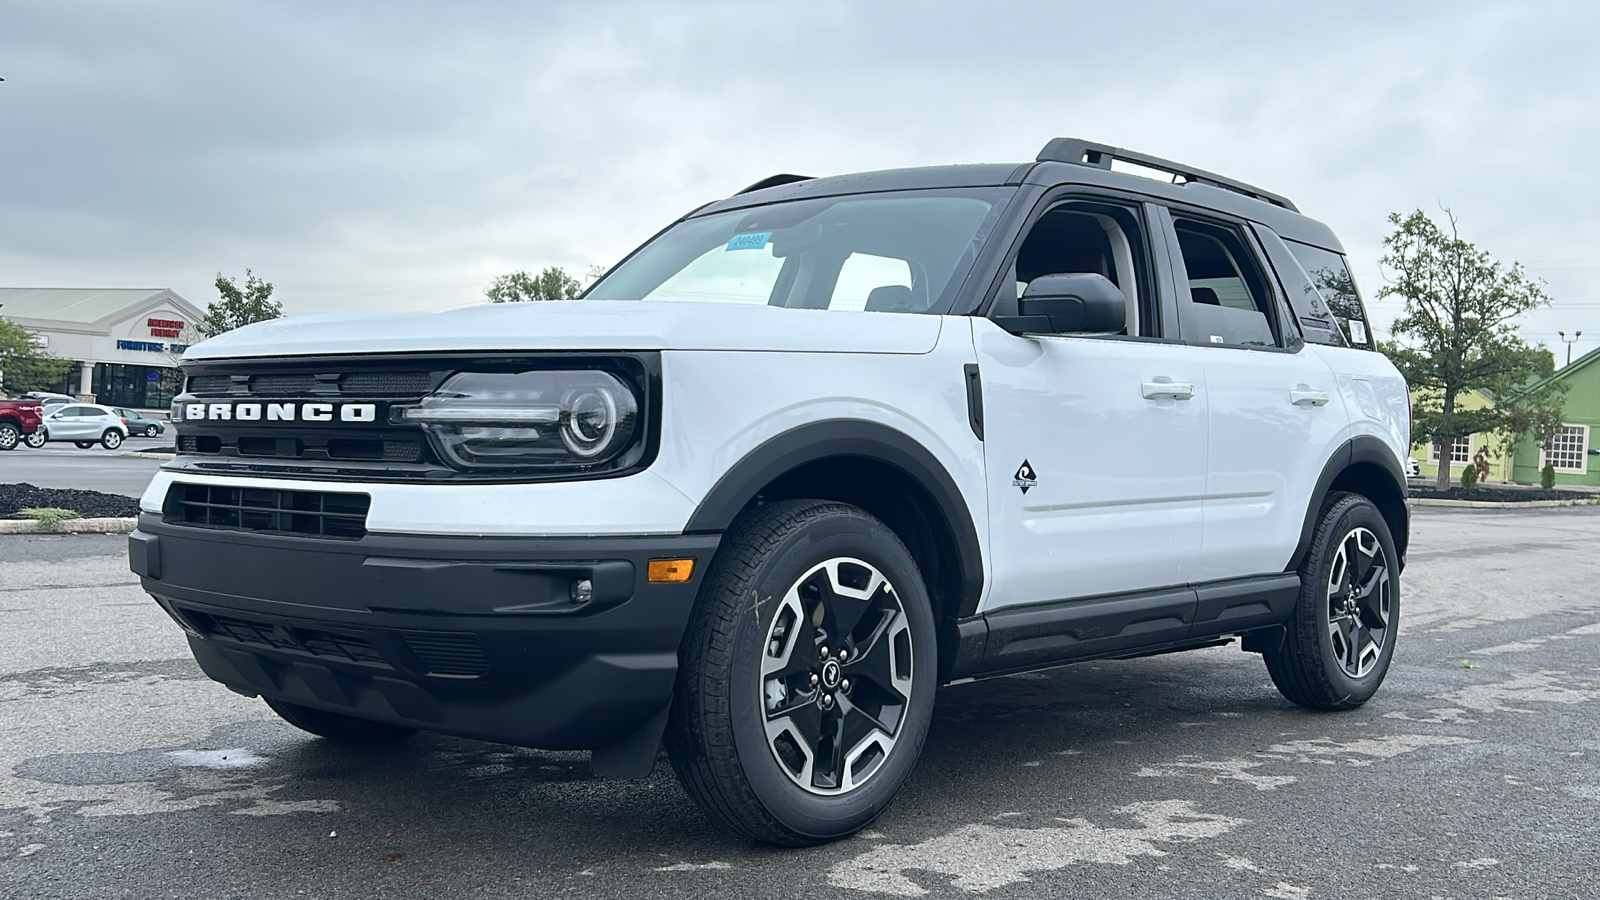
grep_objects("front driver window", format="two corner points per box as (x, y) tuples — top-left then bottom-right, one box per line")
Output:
(1007, 201), (1152, 337)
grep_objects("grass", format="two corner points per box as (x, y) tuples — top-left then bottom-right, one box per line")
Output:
(18, 507), (82, 528)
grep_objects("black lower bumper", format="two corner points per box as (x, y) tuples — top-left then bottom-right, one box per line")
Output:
(130, 514), (719, 776)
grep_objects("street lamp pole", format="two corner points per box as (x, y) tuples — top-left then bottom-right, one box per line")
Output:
(1560, 331), (1583, 367)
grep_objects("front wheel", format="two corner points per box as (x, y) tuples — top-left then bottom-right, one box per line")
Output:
(100, 430), (123, 450)
(0, 423), (18, 451)
(23, 431), (46, 449)
(74, 441), (94, 449)
(666, 499), (937, 846)
(265, 698), (417, 742)
(1265, 492), (1399, 710)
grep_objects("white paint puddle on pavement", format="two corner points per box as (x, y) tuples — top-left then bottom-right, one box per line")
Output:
(167, 748), (267, 770)
(1260, 733), (1476, 766)
(827, 800), (1244, 896)
(1434, 670), (1600, 714)
(1470, 621), (1600, 656)
(1136, 758), (1298, 791)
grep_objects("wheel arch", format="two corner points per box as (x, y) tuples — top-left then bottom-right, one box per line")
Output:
(684, 420), (985, 627)
(1289, 435), (1410, 573)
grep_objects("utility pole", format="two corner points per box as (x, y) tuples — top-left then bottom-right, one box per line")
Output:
(1560, 330), (1583, 367)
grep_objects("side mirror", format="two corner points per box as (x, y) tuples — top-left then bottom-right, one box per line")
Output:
(995, 273), (1126, 336)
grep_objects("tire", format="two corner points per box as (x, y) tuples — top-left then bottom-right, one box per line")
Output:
(23, 431), (46, 449)
(1265, 492), (1400, 710)
(145, 425), (159, 437)
(264, 698), (417, 742)
(74, 441), (94, 449)
(0, 423), (18, 451)
(666, 499), (938, 846)
(100, 430), (123, 450)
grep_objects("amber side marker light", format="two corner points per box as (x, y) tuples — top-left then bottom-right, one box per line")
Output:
(648, 558), (696, 583)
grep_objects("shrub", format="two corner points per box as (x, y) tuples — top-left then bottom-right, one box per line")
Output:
(19, 507), (81, 528)
(1460, 464), (1478, 490)
(1541, 463), (1557, 490)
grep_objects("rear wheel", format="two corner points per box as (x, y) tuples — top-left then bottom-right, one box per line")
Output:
(265, 698), (417, 742)
(0, 423), (18, 451)
(74, 441), (94, 449)
(144, 425), (159, 437)
(1265, 492), (1399, 710)
(100, 430), (123, 450)
(667, 499), (937, 846)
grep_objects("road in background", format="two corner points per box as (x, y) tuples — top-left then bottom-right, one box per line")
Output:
(0, 439), (166, 498)
(3, 507), (1599, 898)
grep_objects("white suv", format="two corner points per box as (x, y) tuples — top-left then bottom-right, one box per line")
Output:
(40, 403), (129, 449)
(130, 138), (1410, 846)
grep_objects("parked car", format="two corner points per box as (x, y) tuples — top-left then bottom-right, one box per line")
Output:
(134, 137), (1410, 846)
(113, 407), (167, 437)
(39, 403), (129, 449)
(20, 391), (77, 405)
(0, 397), (46, 451)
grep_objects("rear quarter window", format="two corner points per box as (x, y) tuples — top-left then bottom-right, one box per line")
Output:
(1283, 240), (1374, 349)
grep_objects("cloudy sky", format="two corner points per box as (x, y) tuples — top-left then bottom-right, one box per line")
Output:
(4, 1), (1598, 357)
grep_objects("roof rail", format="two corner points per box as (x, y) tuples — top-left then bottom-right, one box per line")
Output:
(1035, 138), (1298, 212)
(736, 173), (815, 195)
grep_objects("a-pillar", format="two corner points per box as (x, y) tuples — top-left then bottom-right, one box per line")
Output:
(76, 361), (96, 402)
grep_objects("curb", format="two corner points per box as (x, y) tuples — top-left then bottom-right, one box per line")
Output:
(0, 517), (139, 535)
(1411, 498), (1600, 510)
(121, 451), (176, 460)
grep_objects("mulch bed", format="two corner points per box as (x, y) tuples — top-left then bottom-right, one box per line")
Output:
(0, 483), (142, 519)
(1410, 485), (1593, 503)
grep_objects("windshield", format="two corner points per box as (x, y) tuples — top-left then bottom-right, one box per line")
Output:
(587, 188), (1011, 314)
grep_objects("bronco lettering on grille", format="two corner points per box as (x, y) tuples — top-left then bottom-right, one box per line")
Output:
(181, 402), (379, 423)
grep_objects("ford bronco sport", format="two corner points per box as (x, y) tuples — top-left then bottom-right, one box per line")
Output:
(130, 138), (1410, 845)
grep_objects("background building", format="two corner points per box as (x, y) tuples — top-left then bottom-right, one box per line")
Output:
(0, 287), (205, 409)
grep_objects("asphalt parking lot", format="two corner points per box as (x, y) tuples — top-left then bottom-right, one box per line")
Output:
(2, 506), (1598, 899)
(1, 440), (167, 498)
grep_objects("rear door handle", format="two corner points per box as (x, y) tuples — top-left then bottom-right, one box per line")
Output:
(1291, 384), (1330, 407)
(1141, 379), (1195, 401)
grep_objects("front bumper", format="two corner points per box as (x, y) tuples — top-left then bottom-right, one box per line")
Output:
(130, 514), (719, 775)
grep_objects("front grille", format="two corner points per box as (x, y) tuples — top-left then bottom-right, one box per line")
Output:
(186, 371), (433, 397)
(183, 609), (389, 667)
(401, 632), (490, 677)
(165, 484), (370, 539)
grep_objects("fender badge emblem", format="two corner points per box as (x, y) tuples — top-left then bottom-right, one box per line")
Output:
(1013, 460), (1038, 494)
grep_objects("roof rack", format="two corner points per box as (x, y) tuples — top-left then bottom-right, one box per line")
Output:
(1035, 138), (1297, 212)
(736, 173), (815, 195)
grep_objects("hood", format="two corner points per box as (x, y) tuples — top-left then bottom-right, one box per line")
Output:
(184, 301), (943, 360)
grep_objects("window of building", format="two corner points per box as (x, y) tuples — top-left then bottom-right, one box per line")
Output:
(1542, 424), (1590, 474)
(1428, 435), (1472, 465)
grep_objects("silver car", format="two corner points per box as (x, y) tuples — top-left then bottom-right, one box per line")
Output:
(40, 403), (130, 450)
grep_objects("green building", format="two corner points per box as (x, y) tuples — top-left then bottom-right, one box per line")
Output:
(1509, 346), (1600, 487)
(1407, 389), (1513, 483)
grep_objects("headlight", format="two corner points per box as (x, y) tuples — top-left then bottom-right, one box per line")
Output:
(394, 370), (640, 471)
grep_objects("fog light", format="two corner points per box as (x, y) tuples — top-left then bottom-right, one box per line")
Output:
(570, 578), (594, 605)
(647, 558), (695, 583)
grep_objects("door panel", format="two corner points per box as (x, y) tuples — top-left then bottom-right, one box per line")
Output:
(974, 320), (1208, 611)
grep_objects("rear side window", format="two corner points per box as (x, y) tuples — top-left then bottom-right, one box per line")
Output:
(1284, 240), (1374, 349)
(1173, 218), (1279, 348)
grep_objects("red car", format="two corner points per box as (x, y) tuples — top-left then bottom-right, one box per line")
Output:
(0, 399), (46, 451)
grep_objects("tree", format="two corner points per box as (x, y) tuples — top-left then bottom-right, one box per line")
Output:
(485, 267), (582, 303)
(201, 269), (282, 337)
(0, 318), (73, 394)
(1377, 209), (1567, 491)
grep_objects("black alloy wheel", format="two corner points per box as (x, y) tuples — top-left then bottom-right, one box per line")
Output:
(667, 499), (937, 846)
(1265, 492), (1400, 709)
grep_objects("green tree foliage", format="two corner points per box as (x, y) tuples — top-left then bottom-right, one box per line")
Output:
(1377, 209), (1567, 491)
(1541, 462), (1557, 490)
(201, 269), (282, 337)
(0, 318), (73, 394)
(485, 267), (582, 303)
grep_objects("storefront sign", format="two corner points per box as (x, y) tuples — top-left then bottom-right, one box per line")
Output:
(117, 340), (166, 352)
(148, 317), (186, 338)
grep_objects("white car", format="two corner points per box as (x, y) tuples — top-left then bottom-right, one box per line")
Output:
(132, 138), (1411, 846)
(41, 403), (129, 449)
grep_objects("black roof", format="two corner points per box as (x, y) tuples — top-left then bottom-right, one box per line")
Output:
(694, 139), (1341, 252)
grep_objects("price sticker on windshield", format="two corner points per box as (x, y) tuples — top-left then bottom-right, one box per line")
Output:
(726, 232), (771, 252)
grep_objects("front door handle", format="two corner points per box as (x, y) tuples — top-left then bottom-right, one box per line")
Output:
(1291, 384), (1330, 407)
(1142, 379), (1195, 401)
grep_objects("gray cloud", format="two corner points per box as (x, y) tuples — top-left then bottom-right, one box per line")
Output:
(3, 1), (1597, 354)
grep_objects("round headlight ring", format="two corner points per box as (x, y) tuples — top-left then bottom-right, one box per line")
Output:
(560, 387), (620, 458)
